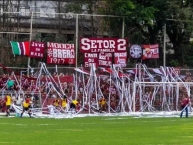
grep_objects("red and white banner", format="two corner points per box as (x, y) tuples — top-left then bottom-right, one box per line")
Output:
(47, 42), (75, 64)
(98, 53), (112, 67)
(80, 38), (127, 53)
(142, 44), (159, 60)
(84, 53), (98, 68)
(41, 75), (73, 83)
(30, 41), (45, 58)
(114, 52), (127, 67)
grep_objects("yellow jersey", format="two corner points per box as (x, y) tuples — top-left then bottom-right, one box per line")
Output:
(23, 98), (31, 108)
(62, 98), (67, 108)
(99, 98), (106, 105)
(72, 100), (79, 106)
(5, 95), (11, 106)
(54, 99), (60, 106)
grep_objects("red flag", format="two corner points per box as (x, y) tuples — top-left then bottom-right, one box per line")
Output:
(142, 44), (159, 60)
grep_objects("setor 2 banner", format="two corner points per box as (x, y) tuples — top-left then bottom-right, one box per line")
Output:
(80, 38), (127, 53)
(47, 42), (75, 64)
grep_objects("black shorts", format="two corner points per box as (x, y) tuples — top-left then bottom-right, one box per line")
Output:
(6, 105), (10, 110)
(70, 103), (76, 109)
(23, 106), (30, 111)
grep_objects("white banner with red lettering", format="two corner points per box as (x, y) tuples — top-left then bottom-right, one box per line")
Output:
(80, 38), (127, 53)
(47, 42), (75, 64)
(84, 53), (98, 68)
(114, 52), (127, 67)
(98, 53), (112, 67)
(142, 44), (159, 60)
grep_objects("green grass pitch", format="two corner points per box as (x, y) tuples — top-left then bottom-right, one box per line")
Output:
(0, 116), (192, 145)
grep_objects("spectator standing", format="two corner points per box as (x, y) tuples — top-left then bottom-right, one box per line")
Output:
(7, 78), (14, 90)
(180, 96), (190, 118)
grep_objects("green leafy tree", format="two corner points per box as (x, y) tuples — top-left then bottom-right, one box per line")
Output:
(98, 0), (193, 67)
(165, 0), (193, 66)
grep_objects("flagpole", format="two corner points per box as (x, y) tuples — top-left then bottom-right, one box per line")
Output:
(27, 11), (33, 76)
(75, 14), (79, 68)
(163, 23), (166, 67)
(122, 17), (125, 38)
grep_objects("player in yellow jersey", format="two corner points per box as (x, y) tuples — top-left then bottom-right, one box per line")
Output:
(20, 96), (32, 118)
(4, 95), (12, 116)
(70, 99), (80, 112)
(53, 96), (60, 109)
(62, 95), (68, 110)
(99, 97), (107, 113)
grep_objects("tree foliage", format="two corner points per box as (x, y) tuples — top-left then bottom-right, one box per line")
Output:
(98, 0), (193, 67)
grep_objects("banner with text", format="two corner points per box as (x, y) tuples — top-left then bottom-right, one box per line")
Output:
(142, 44), (159, 60)
(80, 38), (127, 53)
(114, 52), (127, 67)
(84, 53), (98, 68)
(30, 41), (46, 58)
(47, 42), (75, 64)
(98, 53), (112, 67)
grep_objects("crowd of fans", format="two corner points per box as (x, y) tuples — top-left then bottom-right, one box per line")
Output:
(0, 70), (192, 113)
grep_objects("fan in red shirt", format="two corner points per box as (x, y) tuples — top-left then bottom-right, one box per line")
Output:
(180, 96), (190, 118)
(0, 98), (6, 112)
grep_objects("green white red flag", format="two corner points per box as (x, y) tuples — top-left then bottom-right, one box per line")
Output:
(10, 41), (30, 56)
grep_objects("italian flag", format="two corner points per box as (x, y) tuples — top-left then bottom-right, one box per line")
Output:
(10, 41), (30, 56)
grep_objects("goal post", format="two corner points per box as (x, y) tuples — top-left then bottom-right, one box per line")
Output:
(132, 81), (193, 112)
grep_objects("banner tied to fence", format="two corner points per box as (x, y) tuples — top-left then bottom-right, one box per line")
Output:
(47, 42), (75, 64)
